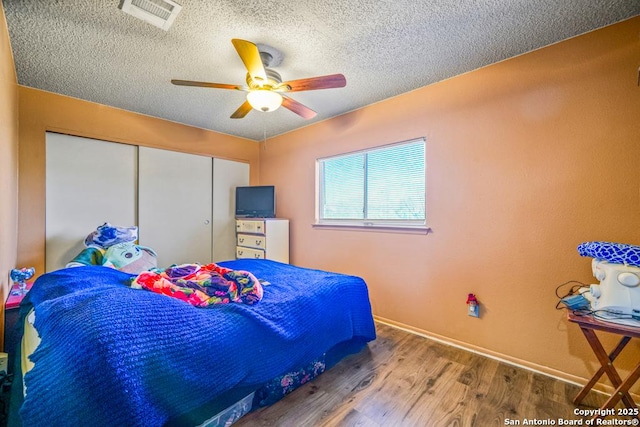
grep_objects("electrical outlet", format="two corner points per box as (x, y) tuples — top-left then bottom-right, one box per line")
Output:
(468, 304), (479, 318)
(0, 352), (8, 373)
(467, 293), (480, 318)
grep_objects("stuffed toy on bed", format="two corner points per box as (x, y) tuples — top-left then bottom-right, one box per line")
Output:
(66, 222), (158, 274)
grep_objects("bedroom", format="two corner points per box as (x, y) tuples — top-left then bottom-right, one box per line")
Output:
(1, 0), (640, 426)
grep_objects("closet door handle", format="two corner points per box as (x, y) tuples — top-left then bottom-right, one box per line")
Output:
(204, 220), (210, 225)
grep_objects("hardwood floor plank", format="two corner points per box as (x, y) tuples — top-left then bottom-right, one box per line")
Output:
(354, 333), (467, 425)
(326, 408), (380, 427)
(235, 322), (607, 427)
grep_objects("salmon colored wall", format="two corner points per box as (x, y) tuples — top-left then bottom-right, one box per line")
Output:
(5, 0), (640, 394)
(17, 87), (260, 278)
(0, 0), (18, 348)
(260, 18), (640, 389)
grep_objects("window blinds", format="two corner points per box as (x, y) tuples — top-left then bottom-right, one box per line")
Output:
(319, 138), (425, 224)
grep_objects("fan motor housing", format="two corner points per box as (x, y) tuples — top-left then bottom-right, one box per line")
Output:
(246, 68), (282, 89)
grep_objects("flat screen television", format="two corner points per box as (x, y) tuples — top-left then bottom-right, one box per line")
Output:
(235, 185), (276, 218)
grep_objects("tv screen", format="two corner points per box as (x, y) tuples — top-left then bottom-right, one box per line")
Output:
(235, 185), (276, 218)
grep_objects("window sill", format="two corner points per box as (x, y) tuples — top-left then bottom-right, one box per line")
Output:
(312, 222), (432, 234)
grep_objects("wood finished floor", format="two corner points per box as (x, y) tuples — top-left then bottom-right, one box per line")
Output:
(235, 322), (610, 427)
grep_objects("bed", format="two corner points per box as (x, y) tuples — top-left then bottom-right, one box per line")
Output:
(10, 259), (376, 426)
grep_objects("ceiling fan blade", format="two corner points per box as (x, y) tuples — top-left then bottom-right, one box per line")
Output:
(281, 95), (317, 120)
(230, 100), (253, 119)
(279, 74), (346, 92)
(171, 79), (242, 90)
(231, 39), (268, 85)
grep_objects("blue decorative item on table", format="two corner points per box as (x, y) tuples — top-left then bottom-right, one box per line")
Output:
(10, 267), (35, 295)
(576, 241), (640, 327)
(577, 241), (640, 267)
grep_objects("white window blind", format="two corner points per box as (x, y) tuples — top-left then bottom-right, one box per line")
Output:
(317, 138), (426, 229)
(321, 154), (364, 219)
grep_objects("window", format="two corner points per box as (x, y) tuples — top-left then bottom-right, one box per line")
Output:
(316, 138), (426, 230)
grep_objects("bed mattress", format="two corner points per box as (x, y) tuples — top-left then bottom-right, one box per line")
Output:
(15, 259), (376, 426)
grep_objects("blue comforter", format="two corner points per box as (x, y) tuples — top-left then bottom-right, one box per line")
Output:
(20, 260), (376, 426)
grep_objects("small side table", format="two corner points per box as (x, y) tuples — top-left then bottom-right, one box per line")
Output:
(567, 312), (640, 419)
(4, 283), (32, 374)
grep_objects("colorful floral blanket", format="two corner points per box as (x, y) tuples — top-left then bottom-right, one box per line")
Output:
(131, 263), (263, 306)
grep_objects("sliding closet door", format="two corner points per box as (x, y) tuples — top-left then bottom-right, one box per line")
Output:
(138, 147), (213, 267)
(212, 158), (249, 262)
(45, 133), (137, 272)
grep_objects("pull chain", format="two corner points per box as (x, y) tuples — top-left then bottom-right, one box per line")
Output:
(262, 117), (268, 150)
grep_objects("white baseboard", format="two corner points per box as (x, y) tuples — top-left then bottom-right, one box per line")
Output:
(373, 315), (640, 402)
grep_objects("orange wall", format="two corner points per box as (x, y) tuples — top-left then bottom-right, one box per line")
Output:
(17, 87), (260, 277)
(0, 0), (18, 348)
(4, 0), (640, 393)
(260, 18), (640, 387)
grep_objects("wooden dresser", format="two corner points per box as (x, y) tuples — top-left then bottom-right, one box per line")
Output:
(235, 219), (289, 263)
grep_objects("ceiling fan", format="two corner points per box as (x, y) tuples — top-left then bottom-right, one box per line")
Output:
(171, 39), (347, 120)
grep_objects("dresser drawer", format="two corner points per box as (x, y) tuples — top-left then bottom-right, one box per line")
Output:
(237, 234), (265, 250)
(236, 246), (265, 259)
(236, 220), (265, 234)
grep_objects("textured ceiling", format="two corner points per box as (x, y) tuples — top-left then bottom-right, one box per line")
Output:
(4, 0), (639, 141)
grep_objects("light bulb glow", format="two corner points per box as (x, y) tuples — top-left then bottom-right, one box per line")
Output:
(247, 90), (283, 112)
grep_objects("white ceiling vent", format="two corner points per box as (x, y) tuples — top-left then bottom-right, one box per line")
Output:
(119, 0), (182, 31)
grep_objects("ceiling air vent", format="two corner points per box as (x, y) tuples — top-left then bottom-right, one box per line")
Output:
(119, 0), (182, 31)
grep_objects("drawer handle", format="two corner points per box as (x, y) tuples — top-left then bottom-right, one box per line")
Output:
(239, 237), (245, 243)
(254, 253), (261, 259)
(238, 250), (243, 256)
(255, 240), (262, 246)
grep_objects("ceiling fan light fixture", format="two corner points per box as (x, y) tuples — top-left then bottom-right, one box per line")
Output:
(247, 90), (283, 112)
(172, 39), (344, 120)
